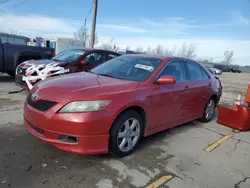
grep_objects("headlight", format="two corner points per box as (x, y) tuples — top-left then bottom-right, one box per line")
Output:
(59, 100), (111, 113)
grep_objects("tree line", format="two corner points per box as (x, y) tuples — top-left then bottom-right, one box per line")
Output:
(74, 27), (234, 65)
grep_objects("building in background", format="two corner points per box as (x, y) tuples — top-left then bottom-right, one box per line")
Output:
(0, 32), (29, 45)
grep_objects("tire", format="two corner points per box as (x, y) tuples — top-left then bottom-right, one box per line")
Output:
(199, 97), (216, 123)
(7, 71), (15, 77)
(109, 110), (144, 157)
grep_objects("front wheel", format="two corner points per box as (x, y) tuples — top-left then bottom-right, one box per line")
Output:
(7, 71), (15, 77)
(109, 110), (144, 157)
(199, 98), (216, 123)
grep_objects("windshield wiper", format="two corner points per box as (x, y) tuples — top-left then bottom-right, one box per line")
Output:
(98, 73), (115, 78)
(52, 59), (62, 62)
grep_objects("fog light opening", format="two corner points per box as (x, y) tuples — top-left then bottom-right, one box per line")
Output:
(58, 135), (78, 143)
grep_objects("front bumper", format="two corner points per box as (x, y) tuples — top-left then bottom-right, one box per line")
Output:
(23, 100), (114, 155)
(15, 74), (29, 90)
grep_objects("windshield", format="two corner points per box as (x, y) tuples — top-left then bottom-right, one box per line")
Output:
(91, 55), (163, 81)
(52, 49), (86, 62)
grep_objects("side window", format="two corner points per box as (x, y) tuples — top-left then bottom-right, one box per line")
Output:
(84, 52), (106, 65)
(160, 60), (186, 82)
(117, 50), (126, 55)
(187, 61), (203, 80)
(201, 68), (209, 79)
(107, 53), (119, 61)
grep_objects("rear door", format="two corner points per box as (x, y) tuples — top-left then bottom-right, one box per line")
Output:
(185, 60), (213, 117)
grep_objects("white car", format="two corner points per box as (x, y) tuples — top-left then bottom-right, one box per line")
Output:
(205, 65), (222, 75)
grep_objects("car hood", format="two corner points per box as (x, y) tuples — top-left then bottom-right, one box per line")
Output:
(34, 72), (139, 100)
(22, 59), (66, 68)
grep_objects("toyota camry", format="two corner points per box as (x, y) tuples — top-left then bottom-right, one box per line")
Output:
(23, 54), (222, 157)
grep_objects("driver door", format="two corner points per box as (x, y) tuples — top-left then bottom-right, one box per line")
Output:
(77, 52), (105, 72)
(147, 60), (190, 130)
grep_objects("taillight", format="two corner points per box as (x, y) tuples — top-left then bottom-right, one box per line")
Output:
(51, 51), (55, 57)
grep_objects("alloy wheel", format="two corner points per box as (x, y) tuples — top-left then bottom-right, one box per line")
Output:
(205, 99), (215, 120)
(117, 118), (140, 152)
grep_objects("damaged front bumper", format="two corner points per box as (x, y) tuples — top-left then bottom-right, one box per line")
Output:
(17, 62), (70, 90)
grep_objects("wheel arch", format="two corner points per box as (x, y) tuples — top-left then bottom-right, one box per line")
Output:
(211, 94), (219, 104)
(14, 51), (44, 69)
(108, 105), (147, 135)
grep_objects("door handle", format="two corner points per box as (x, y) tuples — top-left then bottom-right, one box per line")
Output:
(183, 85), (189, 94)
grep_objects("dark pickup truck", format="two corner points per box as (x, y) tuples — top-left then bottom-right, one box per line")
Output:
(0, 38), (55, 77)
(213, 63), (241, 73)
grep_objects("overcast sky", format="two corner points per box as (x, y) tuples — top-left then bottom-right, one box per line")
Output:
(0, 0), (250, 65)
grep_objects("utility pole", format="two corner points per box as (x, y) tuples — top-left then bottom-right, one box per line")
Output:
(84, 18), (87, 47)
(90, 0), (98, 48)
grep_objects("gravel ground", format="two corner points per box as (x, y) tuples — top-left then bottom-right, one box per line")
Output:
(0, 72), (250, 188)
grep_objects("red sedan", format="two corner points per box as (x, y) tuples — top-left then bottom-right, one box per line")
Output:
(23, 54), (222, 157)
(15, 48), (120, 90)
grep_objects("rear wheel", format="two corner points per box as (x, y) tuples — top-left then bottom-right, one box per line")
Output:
(199, 98), (216, 123)
(109, 110), (144, 157)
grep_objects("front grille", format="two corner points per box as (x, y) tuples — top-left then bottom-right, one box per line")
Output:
(27, 93), (57, 112)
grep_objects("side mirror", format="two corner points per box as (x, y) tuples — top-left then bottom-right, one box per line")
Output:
(156, 75), (176, 85)
(80, 60), (89, 65)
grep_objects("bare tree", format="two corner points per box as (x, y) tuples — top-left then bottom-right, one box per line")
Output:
(178, 43), (187, 57)
(73, 26), (98, 47)
(164, 45), (177, 56)
(135, 47), (144, 52)
(186, 43), (196, 59)
(154, 44), (165, 55)
(126, 45), (130, 50)
(73, 26), (87, 42)
(146, 46), (152, 54)
(178, 43), (196, 59)
(98, 38), (114, 50)
(224, 50), (234, 65)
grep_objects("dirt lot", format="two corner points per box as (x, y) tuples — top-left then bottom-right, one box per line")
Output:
(0, 73), (250, 188)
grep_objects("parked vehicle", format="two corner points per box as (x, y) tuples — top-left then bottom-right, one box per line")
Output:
(29, 37), (86, 55)
(228, 65), (241, 73)
(0, 38), (55, 77)
(23, 54), (222, 157)
(213, 64), (241, 73)
(15, 48), (120, 90)
(205, 66), (216, 74)
(205, 65), (222, 75)
(0, 32), (29, 45)
(213, 67), (223, 75)
(116, 49), (145, 55)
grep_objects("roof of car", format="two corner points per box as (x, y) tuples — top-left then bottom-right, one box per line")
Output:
(120, 53), (192, 61)
(68, 48), (119, 53)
